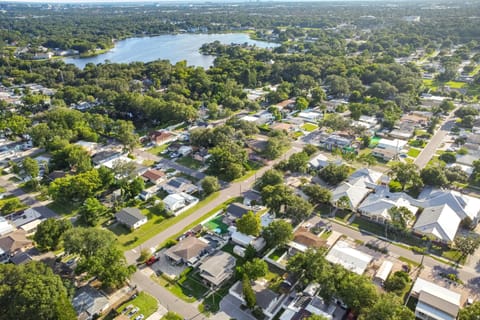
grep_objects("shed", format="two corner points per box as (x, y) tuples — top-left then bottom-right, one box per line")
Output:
(374, 260), (393, 285)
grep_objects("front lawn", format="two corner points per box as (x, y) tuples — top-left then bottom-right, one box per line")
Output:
(407, 148), (421, 158)
(151, 269), (209, 303)
(176, 156), (203, 170)
(301, 123), (318, 132)
(147, 144), (169, 156)
(117, 292), (158, 319)
(111, 192), (220, 250)
(47, 200), (79, 217)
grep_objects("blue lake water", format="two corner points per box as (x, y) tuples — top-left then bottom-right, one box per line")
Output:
(64, 33), (279, 69)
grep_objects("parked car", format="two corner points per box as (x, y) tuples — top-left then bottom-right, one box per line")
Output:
(135, 314), (145, 320)
(145, 256), (158, 266)
(128, 307), (139, 317)
(122, 305), (133, 314)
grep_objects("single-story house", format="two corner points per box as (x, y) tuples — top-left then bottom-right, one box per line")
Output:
(74, 141), (99, 155)
(149, 130), (177, 145)
(162, 177), (198, 195)
(325, 240), (373, 275)
(11, 208), (43, 228)
(198, 251), (236, 287)
(115, 207), (147, 230)
(165, 236), (209, 265)
(374, 260), (393, 285)
(0, 217), (14, 236)
(358, 189), (419, 223)
(142, 169), (166, 184)
(298, 111), (322, 123)
(73, 286), (110, 320)
(308, 153), (342, 170)
(411, 278), (461, 320)
(92, 150), (122, 166)
(242, 190), (262, 206)
(225, 203), (252, 221)
(164, 193), (186, 212)
(320, 134), (352, 151)
(0, 230), (33, 261)
(229, 280), (280, 318)
(288, 227), (326, 254)
(413, 205), (460, 243)
(280, 295), (341, 320)
(178, 145), (193, 157)
(9, 251), (33, 265)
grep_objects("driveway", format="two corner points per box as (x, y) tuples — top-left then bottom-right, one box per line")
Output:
(414, 109), (458, 169)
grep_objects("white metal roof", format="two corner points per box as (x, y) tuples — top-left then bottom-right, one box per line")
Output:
(375, 260), (393, 282)
(413, 204), (461, 242)
(326, 240), (373, 275)
(412, 278), (461, 306)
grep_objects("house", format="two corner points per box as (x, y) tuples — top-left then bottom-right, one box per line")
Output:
(0, 217), (14, 236)
(162, 177), (198, 195)
(0, 230), (33, 262)
(411, 278), (461, 320)
(242, 190), (262, 206)
(92, 150), (122, 166)
(308, 153), (341, 170)
(320, 134), (352, 151)
(229, 280), (280, 319)
(10, 208), (43, 228)
(115, 207), (147, 230)
(149, 130), (177, 145)
(331, 169), (381, 210)
(297, 111), (322, 123)
(288, 227), (326, 254)
(325, 240), (373, 275)
(358, 188), (419, 223)
(9, 252), (32, 265)
(164, 193), (186, 212)
(142, 169), (166, 184)
(165, 236), (209, 265)
(374, 260), (393, 285)
(193, 149), (211, 163)
(72, 285), (110, 320)
(198, 251), (236, 287)
(372, 138), (407, 161)
(19, 218), (45, 235)
(413, 205), (460, 243)
(280, 294), (343, 320)
(177, 145), (193, 157)
(225, 203), (252, 221)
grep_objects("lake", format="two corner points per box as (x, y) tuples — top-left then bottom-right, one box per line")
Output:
(64, 33), (279, 69)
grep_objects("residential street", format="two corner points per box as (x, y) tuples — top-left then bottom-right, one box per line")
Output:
(328, 219), (480, 288)
(414, 108), (458, 169)
(124, 146), (301, 264)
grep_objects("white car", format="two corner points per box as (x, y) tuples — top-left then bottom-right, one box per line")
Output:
(135, 314), (145, 320)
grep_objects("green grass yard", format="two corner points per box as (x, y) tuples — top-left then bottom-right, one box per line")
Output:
(301, 123), (318, 132)
(110, 192), (220, 250)
(407, 148), (421, 158)
(47, 200), (79, 217)
(176, 156), (203, 170)
(147, 144), (169, 156)
(117, 292), (158, 319)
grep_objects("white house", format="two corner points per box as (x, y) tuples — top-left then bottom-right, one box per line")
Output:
(325, 240), (373, 275)
(0, 217), (14, 236)
(164, 193), (186, 212)
(413, 205), (461, 243)
(411, 278), (461, 320)
(229, 280), (280, 319)
(178, 146), (193, 157)
(331, 169), (382, 210)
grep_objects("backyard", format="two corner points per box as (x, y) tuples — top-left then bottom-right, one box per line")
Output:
(176, 156), (204, 170)
(301, 123), (318, 132)
(407, 148), (421, 158)
(152, 268), (209, 303)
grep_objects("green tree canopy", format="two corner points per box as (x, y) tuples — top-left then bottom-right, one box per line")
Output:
(236, 211), (261, 236)
(0, 262), (76, 320)
(201, 176), (220, 195)
(262, 220), (293, 248)
(33, 218), (72, 251)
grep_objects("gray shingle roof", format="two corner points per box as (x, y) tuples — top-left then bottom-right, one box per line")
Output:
(115, 207), (145, 227)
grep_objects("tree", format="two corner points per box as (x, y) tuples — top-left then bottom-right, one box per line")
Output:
(113, 120), (138, 152)
(48, 169), (103, 203)
(421, 165), (448, 187)
(63, 228), (134, 288)
(295, 97), (309, 110)
(240, 258), (268, 280)
(201, 176), (220, 195)
(454, 235), (480, 259)
(22, 157), (39, 179)
(78, 197), (107, 226)
(121, 177), (145, 200)
(263, 131), (290, 160)
(208, 142), (247, 181)
(236, 211), (261, 236)
(337, 273), (378, 313)
(303, 144), (318, 156)
(0, 197), (24, 215)
(262, 220), (293, 248)
(285, 195), (314, 223)
(439, 152), (457, 164)
(459, 301), (480, 320)
(261, 184), (294, 214)
(257, 169), (283, 191)
(319, 164), (349, 185)
(162, 312), (183, 320)
(302, 184), (332, 205)
(388, 206), (414, 231)
(359, 293), (414, 320)
(384, 271), (410, 295)
(0, 261), (76, 320)
(286, 151), (309, 173)
(242, 274), (256, 309)
(388, 162), (423, 191)
(306, 315), (329, 320)
(34, 219), (72, 251)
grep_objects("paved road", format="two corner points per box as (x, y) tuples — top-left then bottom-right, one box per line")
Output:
(414, 109), (458, 169)
(125, 146), (301, 264)
(0, 174), (58, 219)
(329, 219), (480, 287)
